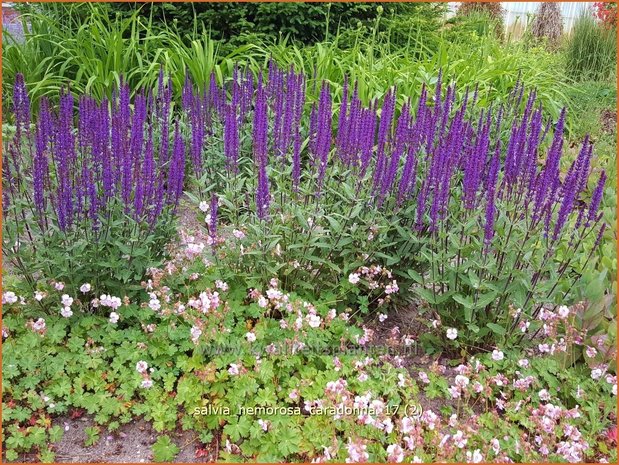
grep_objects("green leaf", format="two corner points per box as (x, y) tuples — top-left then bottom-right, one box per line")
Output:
(453, 294), (474, 308)
(407, 269), (423, 284)
(468, 269), (480, 289)
(276, 425), (301, 457)
(413, 287), (438, 304)
(152, 435), (180, 462)
(486, 323), (506, 336)
(475, 291), (498, 309)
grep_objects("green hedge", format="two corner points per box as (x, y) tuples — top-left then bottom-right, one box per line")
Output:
(23, 2), (446, 46)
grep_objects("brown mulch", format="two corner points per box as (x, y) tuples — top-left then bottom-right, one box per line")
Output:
(600, 108), (617, 135)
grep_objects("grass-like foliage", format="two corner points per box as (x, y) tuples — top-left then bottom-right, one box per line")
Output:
(566, 12), (617, 82)
(2, 2), (571, 124)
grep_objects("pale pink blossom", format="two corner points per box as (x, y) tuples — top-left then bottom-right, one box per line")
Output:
(228, 363), (241, 376)
(32, 318), (46, 332)
(585, 346), (597, 358)
(557, 305), (570, 319)
(453, 430), (467, 448)
(306, 314), (321, 328)
(141, 379), (153, 389)
(60, 307), (73, 318)
(80, 283), (92, 293)
(466, 449), (483, 463)
(2, 292), (18, 304)
(136, 361), (148, 373)
(386, 444), (404, 463)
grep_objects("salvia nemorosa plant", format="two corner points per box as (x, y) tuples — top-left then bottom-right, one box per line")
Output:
(179, 62), (607, 346)
(4, 66), (608, 345)
(3, 72), (184, 299)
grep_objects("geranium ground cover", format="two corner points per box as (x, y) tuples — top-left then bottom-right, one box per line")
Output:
(2, 241), (616, 462)
(1, 62), (615, 463)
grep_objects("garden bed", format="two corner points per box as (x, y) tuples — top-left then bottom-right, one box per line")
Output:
(2, 2), (617, 463)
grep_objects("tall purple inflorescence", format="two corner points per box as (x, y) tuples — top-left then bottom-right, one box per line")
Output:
(33, 98), (51, 216)
(373, 88), (396, 195)
(312, 82), (332, 198)
(224, 103), (240, 174)
(533, 108), (566, 225)
(55, 89), (76, 231)
(587, 170), (607, 227)
(254, 74), (270, 219)
(13, 73), (30, 141)
(292, 72), (306, 193)
(483, 144), (501, 252)
(6, 68), (608, 296)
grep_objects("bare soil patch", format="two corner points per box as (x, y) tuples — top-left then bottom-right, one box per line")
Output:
(5, 417), (218, 463)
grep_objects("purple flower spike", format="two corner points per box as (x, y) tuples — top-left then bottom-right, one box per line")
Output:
(483, 144), (501, 252)
(372, 89), (396, 195)
(254, 75), (270, 219)
(13, 73), (30, 139)
(312, 82), (332, 198)
(587, 171), (606, 227)
(224, 104), (239, 174)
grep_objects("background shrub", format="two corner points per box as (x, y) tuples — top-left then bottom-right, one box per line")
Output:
(21, 2), (444, 46)
(593, 1), (617, 28)
(456, 1), (505, 39)
(531, 2), (564, 48)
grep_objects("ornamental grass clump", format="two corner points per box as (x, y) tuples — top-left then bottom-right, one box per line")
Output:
(3, 72), (183, 299)
(566, 11), (617, 81)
